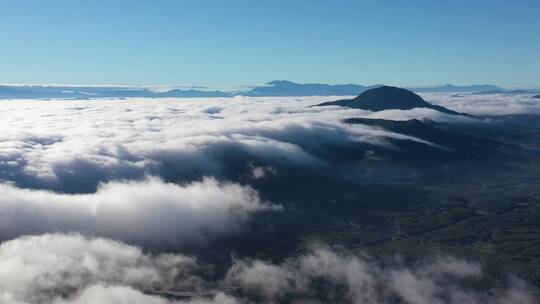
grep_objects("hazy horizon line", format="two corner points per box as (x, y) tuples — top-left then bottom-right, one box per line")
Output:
(1, 81), (539, 91)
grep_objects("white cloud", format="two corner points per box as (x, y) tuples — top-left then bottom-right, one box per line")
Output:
(0, 177), (279, 245)
(365, 107), (475, 123)
(0, 96), (452, 193)
(225, 246), (536, 304)
(420, 93), (540, 116)
(51, 286), (238, 304)
(0, 235), (534, 304)
(0, 234), (242, 304)
(0, 234), (196, 304)
(0, 95), (537, 303)
(0, 96), (467, 252)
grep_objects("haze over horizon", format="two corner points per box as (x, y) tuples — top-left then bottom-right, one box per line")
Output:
(0, 80), (536, 91)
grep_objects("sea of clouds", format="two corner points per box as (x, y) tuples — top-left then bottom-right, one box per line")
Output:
(420, 93), (540, 116)
(0, 96), (479, 192)
(3, 94), (536, 194)
(0, 96), (462, 245)
(0, 94), (539, 303)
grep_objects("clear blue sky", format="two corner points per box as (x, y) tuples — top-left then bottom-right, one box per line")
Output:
(1, 0), (539, 88)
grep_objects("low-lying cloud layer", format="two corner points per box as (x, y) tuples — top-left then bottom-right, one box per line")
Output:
(0, 96), (471, 193)
(0, 96), (472, 247)
(1, 95), (539, 303)
(3, 94), (534, 194)
(421, 93), (540, 116)
(0, 234), (535, 304)
(0, 177), (278, 245)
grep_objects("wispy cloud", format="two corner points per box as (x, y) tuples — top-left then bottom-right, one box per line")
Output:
(0, 235), (534, 304)
(421, 93), (540, 116)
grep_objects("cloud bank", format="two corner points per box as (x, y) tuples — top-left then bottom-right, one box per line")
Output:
(0, 94), (535, 245)
(420, 93), (540, 116)
(0, 234), (535, 304)
(0, 177), (278, 245)
(0, 96), (456, 193)
(0, 95), (538, 303)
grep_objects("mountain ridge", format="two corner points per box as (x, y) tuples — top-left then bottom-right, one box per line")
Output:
(0, 81), (531, 99)
(244, 80), (378, 96)
(317, 86), (474, 117)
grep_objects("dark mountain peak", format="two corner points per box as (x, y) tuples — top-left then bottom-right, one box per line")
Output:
(267, 80), (296, 86)
(350, 86), (430, 111)
(317, 86), (427, 111)
(317, 86), (474, 118)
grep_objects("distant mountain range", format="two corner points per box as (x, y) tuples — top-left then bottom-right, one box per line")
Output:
(408, 84), (504, 93)
(471, 89), (530, 95)
(0, 81), (538, 99)
(0, 85), (230, 99)
(244, 81), (521, 96)
(243, 80), (379, 96)
(317, 86), (474, 117)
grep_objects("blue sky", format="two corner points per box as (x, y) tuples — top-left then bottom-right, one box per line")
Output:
(1, 0), (539, 88)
